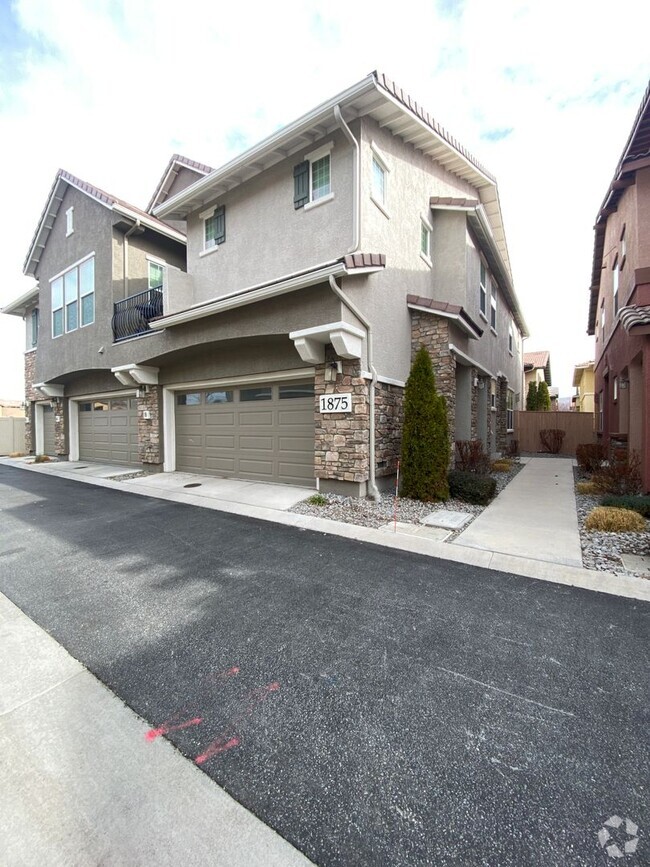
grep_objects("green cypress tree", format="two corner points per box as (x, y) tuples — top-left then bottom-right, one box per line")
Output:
(537, 380), (551, 411)
(526, 381), (538, 411)
(400, 347), (450, 501)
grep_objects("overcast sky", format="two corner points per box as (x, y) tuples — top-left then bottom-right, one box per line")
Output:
(1, 0), (649, 400)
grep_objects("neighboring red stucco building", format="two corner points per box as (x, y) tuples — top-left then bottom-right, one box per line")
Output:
(588, 80), (650, 492)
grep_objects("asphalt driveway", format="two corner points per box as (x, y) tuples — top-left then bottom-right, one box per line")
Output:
(1, 465), (648, 866)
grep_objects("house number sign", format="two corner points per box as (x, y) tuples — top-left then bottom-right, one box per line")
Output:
(319, 393), (352, 413)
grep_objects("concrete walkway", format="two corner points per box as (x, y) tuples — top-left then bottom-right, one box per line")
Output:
(0, 591), (312, 866)
(453, 457), (583, 567)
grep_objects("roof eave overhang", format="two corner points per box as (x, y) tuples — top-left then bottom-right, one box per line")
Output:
(153, 73), (501, 223)
(2, 285), (39, 316)
(111, 204), (186, 244)
(149, 261), (383, 330)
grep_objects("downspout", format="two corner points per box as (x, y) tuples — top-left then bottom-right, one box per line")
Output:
(333, 105), (360, 254)
(329, 274), (380, 501)
(123, 218), (141, 298)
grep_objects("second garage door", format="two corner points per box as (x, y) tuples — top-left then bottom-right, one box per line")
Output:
(175, 380), (314, 486)
(78, 397), (140, 466)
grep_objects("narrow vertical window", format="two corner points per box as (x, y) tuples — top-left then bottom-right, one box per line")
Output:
(613, 258), (619, 314)
(148, 261), (164, 289)
(52, 277), (63, 337)
(311, 155), (331, 201)
(79, 257), (95, 326)
(420, 219), (431, 262)
(65, 268), (78, 331)
(508, 324), (513, 354)
(371, 156), (386, 206)
(506, 390), (514, 431)
(490, 289), (497, 332)
(479, 262), (487, 317)
(66, 206), (74, 236)
(30, 308), (39, 347)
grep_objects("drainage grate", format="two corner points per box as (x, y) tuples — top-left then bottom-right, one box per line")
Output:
(183, 482), (202, 488)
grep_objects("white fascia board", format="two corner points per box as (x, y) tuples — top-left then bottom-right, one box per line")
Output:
(153, 76), (377, 219)
(2, 285), (39, 316)
(112, 204), (186, 244)
(34, 382), (64, 397)
(150, 262), (348, 329)
(289, 320), (365, 342)
(407, 303), (481, 340)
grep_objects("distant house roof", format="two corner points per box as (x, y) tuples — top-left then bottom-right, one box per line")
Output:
(23, 169), (186, 278)
(146, 153), (214, 214)
(523, 350), (552, 384)
(572, 360), (595, 387)
(588, 79), (650, 333)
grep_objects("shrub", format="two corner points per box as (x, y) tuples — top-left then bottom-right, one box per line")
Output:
(9, 452), (26, 458)
(526, 381), (538, 411)
(455, 440), (490, 474)
(584, 506), (646, 533)
(539, 429), (565, 454)
(307, 493), (329, 506)
(592, 450), (642, 496)
(600, 494), (650, 519)
(537, 381), (551, 411)
(576, 443), (606, 473)
(32, 454), (51, 463)
(400, 347), (450, 501)
(490, 459), (511, 473)
(576, 481), (599, 495)
(448, 469), (497, 505)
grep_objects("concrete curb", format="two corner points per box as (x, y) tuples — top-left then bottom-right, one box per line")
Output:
(3, 458), (650, 603)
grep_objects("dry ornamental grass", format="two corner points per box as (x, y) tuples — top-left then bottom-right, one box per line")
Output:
(584, 506), (647, 533)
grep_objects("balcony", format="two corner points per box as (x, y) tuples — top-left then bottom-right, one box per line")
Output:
(112, 287), (163, 342)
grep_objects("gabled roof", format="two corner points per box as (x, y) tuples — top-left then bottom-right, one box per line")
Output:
(23, 169), (187, 278)
(146, 153), (214, 214)
(153, 71), (512, 280)
(588, 80), (650, 333)
(572, 360), (595, 387)
(1, 284), (39, 316)
(524, 350), (552, 385)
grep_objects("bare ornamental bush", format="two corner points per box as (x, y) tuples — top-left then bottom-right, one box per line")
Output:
(592, 450), (642, 496)
(539, 429), (565, 454)
(455, 440), (491, 474)
(576, 442), (606, 473)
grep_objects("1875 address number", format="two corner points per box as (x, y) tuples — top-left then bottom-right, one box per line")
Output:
(319, 393), (352, 413)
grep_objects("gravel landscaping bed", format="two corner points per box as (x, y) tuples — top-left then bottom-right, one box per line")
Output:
(574, 468), (650, 578)
(290, 462), (524, 541)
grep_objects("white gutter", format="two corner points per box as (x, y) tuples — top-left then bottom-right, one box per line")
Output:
(113, 204), (186, 243)
(333, 105), (360, 254)
(149, 261), (349, 329)
(328, 274), (380, 502)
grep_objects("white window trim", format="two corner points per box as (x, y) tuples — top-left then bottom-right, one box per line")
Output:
(420, 216), (432, 267)
(52, 255), (95, 336)
(303, 141), (334, 164)
(490, 291), (498, 335)
(479, 261), (488, 319)
(148, 260), (165, 289)
(199, 244), (220, 258)
(66, 206), (74, 236)
(49, 251), (95, 284)
(145, 253), (167, 266)
(508, 324), (514, 356)
(370, 142), (390, 217)
(303, 191), (335, 212)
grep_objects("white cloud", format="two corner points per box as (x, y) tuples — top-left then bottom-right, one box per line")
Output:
(1, 0), (649, 400)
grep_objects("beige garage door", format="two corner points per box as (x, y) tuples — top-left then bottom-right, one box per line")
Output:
(78, 397), (139, 466)
(175, 380), (314, 486)
(42, 405), (56, 455)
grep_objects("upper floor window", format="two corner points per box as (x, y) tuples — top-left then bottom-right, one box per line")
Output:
(613, 257), (619, 314)
(148, 261), (164, 289)
(490, 288), (497, 332)
(613, 376), (618, 402)
(202, 205), (226, 252)
(51, 254), (95, 338)
(420, 217), (432, 265)
(490, 379), (496, 410)
(66, 207), (74, 236)
(508, 323), (514, 354)
(372, 157), (386, 205)
(294, 141), (334, 210)
(479, 261), (487, 318)
(600, 302), (605, 336)
(30, 308), (39, 348)
(620, 225), (626, 262)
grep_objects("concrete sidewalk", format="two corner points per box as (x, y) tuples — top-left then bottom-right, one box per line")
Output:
(0, 592), (312, 866)
(454, 457), (583, 568)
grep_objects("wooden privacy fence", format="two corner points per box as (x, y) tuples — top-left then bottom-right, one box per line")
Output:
(0, 417), (25, 455)
(514, 411), (596, 456)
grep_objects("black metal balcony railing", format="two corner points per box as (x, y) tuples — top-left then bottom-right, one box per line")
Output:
(112, 286), (163, 342)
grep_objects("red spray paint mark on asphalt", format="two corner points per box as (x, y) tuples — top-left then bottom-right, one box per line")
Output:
(208, 665), (240, 682)
(145, 716), (203, 741)
(193, 681), (281, 765)
(195, 735), (241, 765)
